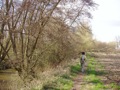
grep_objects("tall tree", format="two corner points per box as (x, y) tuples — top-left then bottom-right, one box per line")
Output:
(0, 0), (97, 81)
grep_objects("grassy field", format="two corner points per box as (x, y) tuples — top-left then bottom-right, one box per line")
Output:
(41, 54), (120, 90)
(73, 55), (120, 90)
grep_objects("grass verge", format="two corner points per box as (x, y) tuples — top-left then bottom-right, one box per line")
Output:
(41, 64), (81, 90)
(83, 57), (107, 90)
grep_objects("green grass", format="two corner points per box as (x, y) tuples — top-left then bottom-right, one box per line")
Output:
(84, 74), (107, 90)
(70, 64), (80, 76)
(109, 83), (120, 89)
(83, 57), (107, 90)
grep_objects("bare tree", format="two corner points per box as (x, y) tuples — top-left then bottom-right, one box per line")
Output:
(0, 0), (97, 82)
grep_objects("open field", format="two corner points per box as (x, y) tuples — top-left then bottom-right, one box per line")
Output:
(72, 53), (120, 90)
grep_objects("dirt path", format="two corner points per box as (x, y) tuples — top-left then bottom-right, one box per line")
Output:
(72, 54), (120, 90)
(72, 73), (84, 90)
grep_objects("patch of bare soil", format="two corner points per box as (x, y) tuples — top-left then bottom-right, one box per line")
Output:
(97, 54), (120, 86)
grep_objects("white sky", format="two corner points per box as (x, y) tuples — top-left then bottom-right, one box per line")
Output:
(91, 0), (120, 42)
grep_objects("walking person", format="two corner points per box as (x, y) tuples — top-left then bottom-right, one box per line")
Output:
(80, 52), (86, 73)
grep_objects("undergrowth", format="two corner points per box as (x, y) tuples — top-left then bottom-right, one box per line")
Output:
(41, 64), (80, 90)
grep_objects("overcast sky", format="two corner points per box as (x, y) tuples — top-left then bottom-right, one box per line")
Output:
(91, 0), (120, 42)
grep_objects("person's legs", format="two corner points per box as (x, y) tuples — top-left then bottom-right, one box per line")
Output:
(81, 63), (85, 72)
